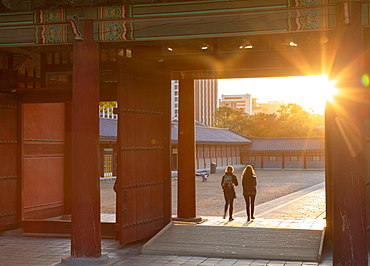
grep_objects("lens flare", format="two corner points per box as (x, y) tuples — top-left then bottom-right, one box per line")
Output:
(362, 74), (369, 87)
(325, 80), (338, 102)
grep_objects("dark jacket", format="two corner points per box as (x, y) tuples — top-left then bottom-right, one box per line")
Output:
(242, 173), (257, 196)
(221, 174), (238, 199)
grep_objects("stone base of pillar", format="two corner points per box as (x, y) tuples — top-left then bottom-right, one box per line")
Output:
(172, 217), (203, 223)
(52, 254), (110, 265)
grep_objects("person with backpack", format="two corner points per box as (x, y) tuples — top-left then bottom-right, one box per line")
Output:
(241, 165), (257, 221)
(221, 165), (238, 221)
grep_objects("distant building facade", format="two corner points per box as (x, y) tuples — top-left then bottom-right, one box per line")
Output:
(194, 79), (218, 126)
(171, 79), (218, 126)
(171, 80), (180, 118)
(241, 137), (325, 169)
(99, 106), (118, 178)
(252, 100), (284, 115)
(100, 108), (325, 175)
(220, 94), (252, 114)
(219, 99), (238, 109)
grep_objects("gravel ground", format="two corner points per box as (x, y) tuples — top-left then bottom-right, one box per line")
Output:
(100, 168), (325, 217)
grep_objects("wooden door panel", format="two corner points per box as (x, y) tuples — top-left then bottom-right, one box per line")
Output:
(0, 93), (18, 232)
(22, 103), (65, 219)
(117, 56), (170, 245)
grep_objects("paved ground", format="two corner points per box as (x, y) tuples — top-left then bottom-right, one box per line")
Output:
(101, 167), (326, 218)
(172, 167), (325, 217)
(0, 169), (344, 266)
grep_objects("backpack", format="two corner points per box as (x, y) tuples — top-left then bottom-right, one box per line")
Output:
(223, 175), (234, 188)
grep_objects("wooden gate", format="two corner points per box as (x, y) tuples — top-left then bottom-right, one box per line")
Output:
(22, 103), (65, 219)
(116, 55), (171, 244)
(0, 93), (18, 231)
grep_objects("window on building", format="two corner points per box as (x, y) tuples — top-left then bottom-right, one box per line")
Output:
(249, 156), (256, 161)
(205, 151), (209, 158)
(173, 82), (179, 90)
(313, 156), (320, 161)
(290, 156), (298, 161)
(104, 154), (113, 177)
(269, 156), (277, 161)
(211, 151), (215, 158)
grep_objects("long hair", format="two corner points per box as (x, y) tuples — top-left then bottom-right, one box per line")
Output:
(242, 165), (255, 178)
(225, 165), (234, 174)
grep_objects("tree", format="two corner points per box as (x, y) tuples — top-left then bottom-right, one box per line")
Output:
(212, 106), (250, 134)
(212, 104), (325, 138)
(276, 103), (323, 137)
(99, 101), (117, 113)
(247, 112), (279, 137)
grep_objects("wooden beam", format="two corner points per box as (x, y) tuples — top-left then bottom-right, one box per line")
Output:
(9, 83), (116, 103)
(20, 220), (115, 238)
(166, 48), (325, 78)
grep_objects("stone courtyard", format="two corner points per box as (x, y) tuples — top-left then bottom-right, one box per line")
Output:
(100, 167), (325, 218)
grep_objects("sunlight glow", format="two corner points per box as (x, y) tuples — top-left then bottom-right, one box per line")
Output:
(323, 80), (338, 103)
(218, 75), (338, 114)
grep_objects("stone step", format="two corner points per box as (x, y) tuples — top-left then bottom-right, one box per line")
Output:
(141, 223), (325, 262)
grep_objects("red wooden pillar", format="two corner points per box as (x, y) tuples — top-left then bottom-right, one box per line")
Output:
(63, 20), (107, 263)
(329, 2), (368, 265)
(176, 78), (199, 220)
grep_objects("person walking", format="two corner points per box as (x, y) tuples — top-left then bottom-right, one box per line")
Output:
(242, 165), (257, 221)
(221, 165), (238, 221)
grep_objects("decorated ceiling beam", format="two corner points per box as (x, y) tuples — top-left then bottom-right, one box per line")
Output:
(0, 0), (345, 46)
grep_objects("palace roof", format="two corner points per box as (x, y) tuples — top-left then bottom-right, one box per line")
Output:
(100, 118), (251, 145)
(100, 118), (117, 141)
(100, 118), (325, 151)
(171, 123), (252, 145)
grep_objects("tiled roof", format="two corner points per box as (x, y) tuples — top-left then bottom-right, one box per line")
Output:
(100, 118), (117, 140)
(100, 119), (251, 145)
(171, 123), (252, 144)
(244, 137), (325, 152)
(99, 119), (323, 152)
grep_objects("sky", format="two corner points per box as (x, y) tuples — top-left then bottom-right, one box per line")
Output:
(218, 75), (337, 115)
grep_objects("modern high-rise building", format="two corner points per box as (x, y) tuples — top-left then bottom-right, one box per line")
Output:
(194, 79), (218, 126)
(171, 79), (218, 126)
(171, 80), (180, 119)
(220, 94), (253, 114)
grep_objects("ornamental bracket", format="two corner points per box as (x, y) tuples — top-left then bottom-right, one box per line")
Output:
(68, 14), (84, 40)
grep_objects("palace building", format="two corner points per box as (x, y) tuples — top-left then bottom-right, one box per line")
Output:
(0, 1), (369, 265)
